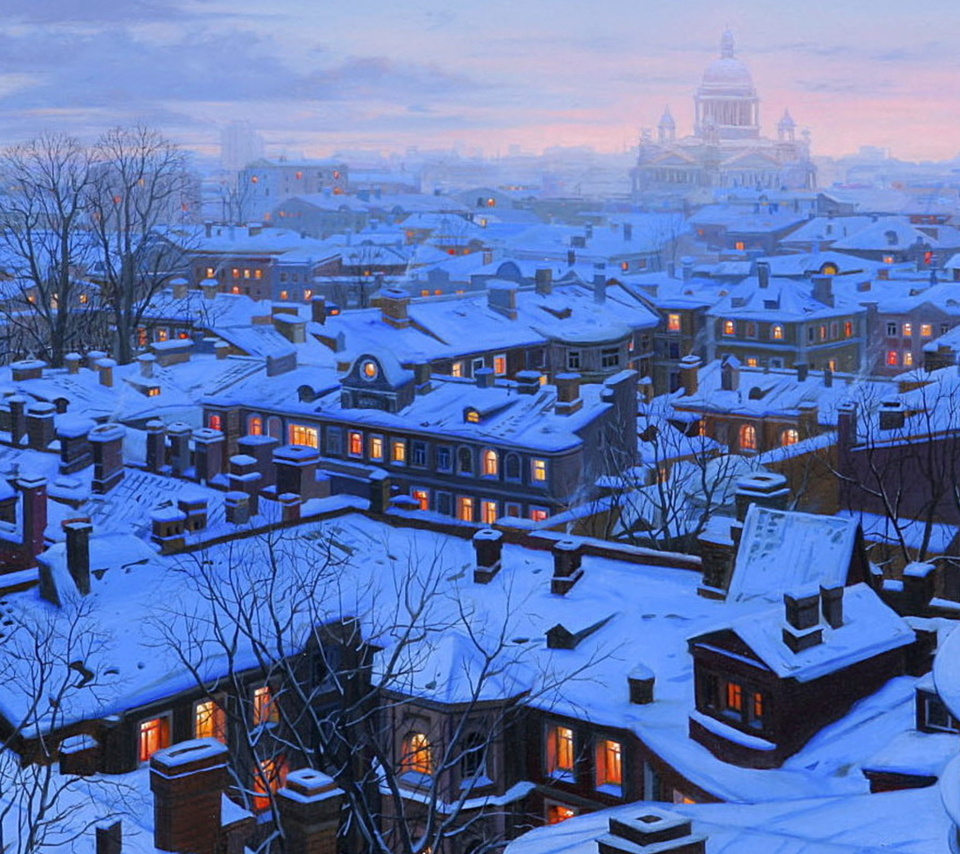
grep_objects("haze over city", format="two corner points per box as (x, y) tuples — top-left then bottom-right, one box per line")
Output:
(3, 0), (959, 161)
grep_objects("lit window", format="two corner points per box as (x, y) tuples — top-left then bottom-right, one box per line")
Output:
(457, 496), (475, 522)
(668, 313), (681, 332)
(362, 360), (378, 379)
(821, 262), (839, 275)
(844, 321), (854, 338)
(734, 241), (745, 251)
(904, 351), (914, 367)
(530, 507), (549, 522)
(771, 324), (783, 340)
(279, 290), (289, 301)
(303, 288), (313, 301)
(739, 424), (756, 451)
(370, 435), (384, 461)
(546, 725), (574, 775)
(753, 692), (764, 721)
(903, 322), (913, 337)
(392, 439), (406, 463)
(483, 449), (499, 476)
(79, 293), (89, 305)
(194, 700), (226, 743)
(828, 359), (837, 371)
(781, 428), (799, 446)
(205, 267), (215, 278)
(452, 361), (464, 378)
(532, 459), (547, 482)
(493, 354), (507, 375)
(289, 424), (318, 448)
(481, 500), (498, 525)
(887, 350), (899, 367)
(412, 489), (429, 511)
(138, 717), (170, 763)
(157, 328), (169, 342)
(883, 255), (895, 264)
(595, 739), (622, 789)
(252, 756), (287, 812)
(547, 804), (577, 824)
(349, 431), (363, 456)
(401, 732), (433, 775)
(243, 269), (251, 280)
(725, 682), (743, 713)
(248, 415), (263, 436)
(231, 268), (240, 279)
(921, 323), (933, 338)
(745, 357), (758, 368)
(253, 686), (278, 726)
(723, 320), (735, 336)
(819, 325), (827, 341)
(421, 289), (430, 297)
(466, 410), (480, 423)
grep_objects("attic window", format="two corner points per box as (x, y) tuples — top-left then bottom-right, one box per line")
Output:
(362, 359), (379, 380)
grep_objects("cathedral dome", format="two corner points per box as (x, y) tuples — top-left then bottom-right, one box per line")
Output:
(700, 30), (754, 91)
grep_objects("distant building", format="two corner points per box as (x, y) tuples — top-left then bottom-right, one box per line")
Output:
(631, 32), (816, 200)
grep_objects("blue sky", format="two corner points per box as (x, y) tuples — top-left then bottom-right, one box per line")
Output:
(2, 0), (958, 160)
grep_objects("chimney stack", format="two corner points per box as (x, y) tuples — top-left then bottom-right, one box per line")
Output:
(782, 589), (823, 653)
(64, 519), (92, 596)
(554, 372), (582, 415)
(679, 354), (701, 397)
(473, 528), (503, 583)
(593, 263), (607, 304)
(311, 295), (327, 325)
(535, 267), (553, 296)
(551, 539), (583, 595)
(879, 397), (906, 431)
(720, 355), (740, 391)
(757, 261), (770, 289)
(820, 584), (844, 628)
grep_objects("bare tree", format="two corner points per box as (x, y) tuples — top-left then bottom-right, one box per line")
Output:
(0, 133), (104, 366)
(153, 524), (605, 854)
(86, 125), (195, 364)
(0, 596), (129, 854)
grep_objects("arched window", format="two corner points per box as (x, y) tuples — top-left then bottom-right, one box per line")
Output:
(739, 424), (757, 451)
(401, 731), (433, 776)
(781, 428), (799, 446)
(482, 449), (498, 477)
(457, 447), (473, 474)
(504, 453), (521, 481)
(247, 415), (263, 436)
(771, 324), (784, 341)
(461, 732), (486, 779)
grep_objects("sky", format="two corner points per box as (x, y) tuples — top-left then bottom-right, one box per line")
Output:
(2, 0), (959, 163)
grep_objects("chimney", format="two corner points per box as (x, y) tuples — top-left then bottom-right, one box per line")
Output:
(410, 362), (432, 395)
(551, 539), (583, 595)
(8, 396), (26, 445)
(379, 287), (411, 329)
(248, 222), (263, 237)
(584, 223), (594, 240)
(600, 809), (706, 854)
(150, 740), (229, 854)
(274, 445), (321, 499)
(682, 257), (694, 283)
(168, 422), (192, 476)
(170, 278), (189, 300)
(837, 401), (857, 481)
(278, 492), (301, 523)
(228, 453), (261, 515)
(276, 769), (344, 854)
(554, 372), (582, 415)
(567, 248), (576, 267)
(820, 584), (843, 628)
(475, 366), (496, 388)
(515, 370), (541, 395)
(204, 220), (213, 238)
(535, 267), (553, 296)
(214, 341), (230, 360)
(879, 397), (906, 431)
(199, 278), (219, 300)
(224, 491), (250, 525)
(593, 263), (607, 304)
(720, 355), (740, 391)
(627, 664), (655, 705)
(482, 249), (493, 265)
(64, 519), (92, 596)
(11, 358), (45, 381)
(796, 362), (809, 383)
(273, 314), (307, 344)
(734, 472), (790, 521)
(145, 420), (167, 473)
(94, 358), (115, 388)
(138, 353), (156, 378)
(96, 822), (122, 854)
(623, 222), (633, 241)
(26, 401), (56, 451)
(18, 475), (47, 559)
(311, 296), (327, 325)
(64, 352), (82, 375)
(487, 281), (518, 320)
(679, 354), (701, 396)
(757, 261), (770, 289)
(782, 589), (823, 653)
(88, 424), (126, 494)
(812, 274), (835, 307)
(473, 528), (503, 583)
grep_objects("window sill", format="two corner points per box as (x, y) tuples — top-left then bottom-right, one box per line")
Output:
(549, 769), (575, 783)
(596, 783), (623, 798)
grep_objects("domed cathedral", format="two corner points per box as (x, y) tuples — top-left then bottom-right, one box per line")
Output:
(631, 31), (816, 202)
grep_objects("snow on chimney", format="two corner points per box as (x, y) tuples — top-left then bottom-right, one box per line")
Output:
(473, 528), (503, 584)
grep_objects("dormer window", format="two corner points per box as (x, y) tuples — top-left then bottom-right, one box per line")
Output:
(465, 409), (480, 423)
(885, 230), (898, 246)
(361, 359), (379, 380)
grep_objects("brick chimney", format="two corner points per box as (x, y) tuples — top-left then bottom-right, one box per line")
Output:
(554, 373), (582, 416)
(487, 281), (518, 320)
(145, 420), (167, 473)
(628, 663), (655, 705)
(734, 472), (790, 522)
(515, 370), (540, 395)
(168, 422), (193, 477)
(879, 397), (906, 431)
(473, 528), (503, 584)
(820, 584), (844, 628)
(535, 267), (553, 295)
(96, 358), (116, 388)
(276, 769), (344, 854)
(757, 261), (770, 289)
(64, 519), (92, 596)
(26, 401), (56, 451)
(475, 367), (496, 389)
(150, 739), (229, 854)
(679, 355), (701, 397)
(599, 809), (706, 854)
(274, 445), (321, 499)
(64, 352), (82, 375)
(783, 589), (823, 653)
(593, 263), (607, 304)
(199, 278), (219, 299)
(551, 539), (583, 595)
(88, 423), (126, 494)
(379, 287), (411, 329)
(311, 295), (328, 325)
(192, 427), (225, 485)
(224, 491), (250, 525)
(138, 353), (156, 378)
(18, 475), (47, 559)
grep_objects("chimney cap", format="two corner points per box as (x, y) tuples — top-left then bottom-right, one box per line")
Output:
(473, 528), (502, 542)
